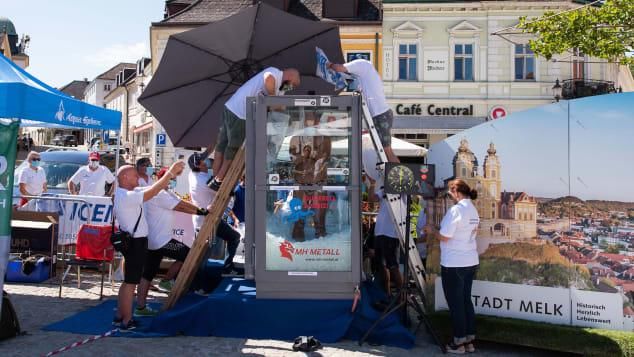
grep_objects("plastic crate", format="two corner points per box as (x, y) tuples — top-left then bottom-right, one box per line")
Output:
(5, 260), (50, 283)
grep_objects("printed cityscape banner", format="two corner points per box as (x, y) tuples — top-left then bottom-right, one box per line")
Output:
(426, 93), (634, 331)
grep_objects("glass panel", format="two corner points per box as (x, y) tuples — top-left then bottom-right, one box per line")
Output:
(409, 44), (417, 54)
(409, 58), (417, 80)
(515, 44), (523, 54)
(264, 189), (352, 271)
(399, 58), (407, 79)
(399, 44), (407, 54)
(265, 107), (352, 186)
(455, 44), (463, 55)
(526, 45), (534, 54)
(526, 57), (535, 80)
(465, 44), (473, 55)
(455, 58), (463, 80)
(465, 58), (473, 80)
(515, 57), (524, 79)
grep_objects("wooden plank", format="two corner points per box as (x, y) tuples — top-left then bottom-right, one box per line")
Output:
(163, 144), (246, 310)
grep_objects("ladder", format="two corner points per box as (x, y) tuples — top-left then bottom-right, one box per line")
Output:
(163, 144), (246, 310)
(360, 100), (428, 298)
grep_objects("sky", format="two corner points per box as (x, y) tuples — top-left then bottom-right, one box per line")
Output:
(427, 93), (634, 202)
(2, 0), (165, 88)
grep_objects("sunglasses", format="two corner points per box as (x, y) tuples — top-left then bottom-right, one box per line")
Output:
(90, 159), (99, 162)
(31, 158), (41, 161)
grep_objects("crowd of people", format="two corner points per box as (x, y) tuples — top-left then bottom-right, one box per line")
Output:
(15, 56), (482, 352)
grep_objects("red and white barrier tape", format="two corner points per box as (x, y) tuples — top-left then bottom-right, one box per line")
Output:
(43, 328), (117, 357)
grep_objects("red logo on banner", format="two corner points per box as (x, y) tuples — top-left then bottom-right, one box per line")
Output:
(279, 240), (295, 261)
(489, 106), (507, 120)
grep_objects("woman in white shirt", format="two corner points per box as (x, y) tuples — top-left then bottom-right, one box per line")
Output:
(425, 179), (480, 354)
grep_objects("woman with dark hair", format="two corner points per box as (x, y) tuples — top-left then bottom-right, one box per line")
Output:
(425, 179), (480, 354)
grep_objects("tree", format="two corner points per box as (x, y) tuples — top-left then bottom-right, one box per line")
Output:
(518, 0), (634, 65)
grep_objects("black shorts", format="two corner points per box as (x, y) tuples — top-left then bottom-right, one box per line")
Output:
(142, 239), (190, 282)
(376, 235), (400, 270)
(123, 237), (148, 284)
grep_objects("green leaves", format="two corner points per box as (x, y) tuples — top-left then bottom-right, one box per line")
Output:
(518, 0), (634, 65)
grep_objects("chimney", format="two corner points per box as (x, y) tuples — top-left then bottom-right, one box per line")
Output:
(165, 0), (191, 18)
(255, 0), (290, 11)
(323, 0), (359, 19)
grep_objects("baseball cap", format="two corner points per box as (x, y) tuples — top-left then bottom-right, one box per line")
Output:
(187, 150), (211, 170)
(89, 152), (100, 160)
(156, 167), (169, 179)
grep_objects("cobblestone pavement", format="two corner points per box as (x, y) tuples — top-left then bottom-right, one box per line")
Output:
(0, 275), (555, 356)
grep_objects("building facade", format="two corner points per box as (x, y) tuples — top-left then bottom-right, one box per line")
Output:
(382, 0), (632, 149)
(0, 16), (29, 68)
(83, 63), (135, 145)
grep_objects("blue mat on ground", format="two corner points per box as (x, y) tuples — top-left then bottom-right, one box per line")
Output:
(43, 277), (415, 349)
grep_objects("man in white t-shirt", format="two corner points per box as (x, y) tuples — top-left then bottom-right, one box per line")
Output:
(112, 160), (184, 331)
(188, 150), (240, 273)
(366, 174), (403, 295)
(18, 151), (47, 205)
(68, 152), (115, 196)
(328, 59), (399, 163)
(134, 167), (209, 317)
(136, 157), (154, 187)
(209, 67), (301, 191)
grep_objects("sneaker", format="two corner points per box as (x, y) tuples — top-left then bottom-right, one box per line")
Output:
(208, 178), (222, 191)
(133, 305), (158, 317)
(465, 343), (475, 353)
(113, 319), (138, 332)
(222, 269), (241, 277)
(158, 279), (174, 292)
(194, 289), (210, 297)
(446, 342), (465, 354)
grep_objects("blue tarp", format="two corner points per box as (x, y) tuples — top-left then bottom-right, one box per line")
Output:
(43, 276), (415, 349)
(0, 53), (121, 130)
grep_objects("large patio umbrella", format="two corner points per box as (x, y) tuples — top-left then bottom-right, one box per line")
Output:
(139, 2), (344, 147)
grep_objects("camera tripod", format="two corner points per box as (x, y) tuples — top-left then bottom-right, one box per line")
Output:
(358, 194), (446, 353)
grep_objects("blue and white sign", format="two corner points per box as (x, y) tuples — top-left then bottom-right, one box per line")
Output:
(20, 194), (113, 244)
(156, 133), (167, 146)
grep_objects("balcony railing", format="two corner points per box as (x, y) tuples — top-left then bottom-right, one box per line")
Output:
(562, 79), (617, 99)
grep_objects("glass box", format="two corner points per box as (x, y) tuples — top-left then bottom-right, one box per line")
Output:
(246, 95), (362, 299)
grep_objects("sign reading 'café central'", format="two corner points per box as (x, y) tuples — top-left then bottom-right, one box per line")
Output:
(395, 104), (474, 116)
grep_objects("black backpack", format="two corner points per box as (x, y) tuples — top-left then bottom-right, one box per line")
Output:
(0, 290), (21, 341)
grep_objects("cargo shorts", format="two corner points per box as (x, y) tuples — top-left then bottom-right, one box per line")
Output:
(373, 109), (393, 148)
(215, 108), (246, 160)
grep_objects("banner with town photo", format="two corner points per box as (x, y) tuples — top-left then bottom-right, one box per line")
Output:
(426, 93), (634, 332)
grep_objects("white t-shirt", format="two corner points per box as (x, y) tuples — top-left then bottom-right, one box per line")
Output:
(138, 176), (153, 187)
(145, 190), (181, 250)
(373, 188), (404, 239)
(343, 59), (390, 118)
(188, 171), (216, 229)
(225, 67), (284, 120)
(18, 167), (47, 196)
(113, 187), (149, 238)
(69, 165), (115, 196)
(439, 199), (480, 267)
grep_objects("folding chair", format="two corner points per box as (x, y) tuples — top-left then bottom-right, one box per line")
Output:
(59, 224), (115, 300)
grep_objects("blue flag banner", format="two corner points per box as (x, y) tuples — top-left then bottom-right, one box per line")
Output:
(315, 47), (351, 90)
(0, 119), (19, 311)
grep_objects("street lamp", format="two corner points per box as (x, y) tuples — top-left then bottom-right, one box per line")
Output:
(552, 78), (562, 102)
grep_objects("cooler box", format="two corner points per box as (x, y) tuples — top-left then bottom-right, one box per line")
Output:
(5, 260), (50, 283)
